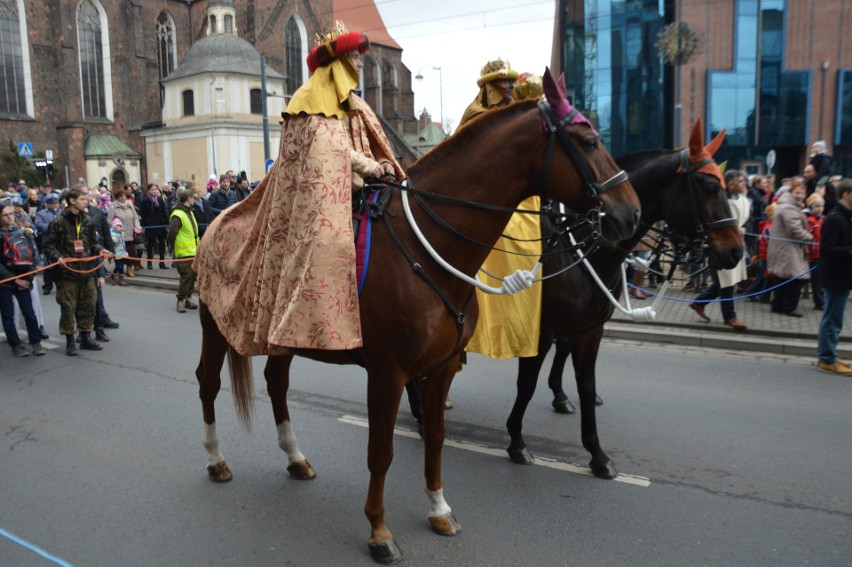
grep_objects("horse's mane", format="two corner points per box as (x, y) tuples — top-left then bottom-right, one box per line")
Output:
(408, 100), (539, 176)
(615, 148), (674, 172)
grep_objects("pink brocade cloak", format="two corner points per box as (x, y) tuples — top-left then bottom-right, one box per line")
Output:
(194, 96), (400, 355)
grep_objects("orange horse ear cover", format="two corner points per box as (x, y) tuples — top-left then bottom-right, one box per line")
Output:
(684, 119), (726, 187)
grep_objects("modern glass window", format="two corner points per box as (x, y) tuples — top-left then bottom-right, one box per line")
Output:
(838, 70), (852, 146)
(77, 0), (107, 119)
(0, 0), (27, 116)
(285, 17), (302, 94)
(708, 0), (806, 147)
(561, 0), (666, 155)
(156, 12), (176, 81)
(250, 88), (262, 114)
(182, 89), (194, 116)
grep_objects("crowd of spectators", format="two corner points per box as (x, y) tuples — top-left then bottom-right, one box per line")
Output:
(1, 170), (255, 358)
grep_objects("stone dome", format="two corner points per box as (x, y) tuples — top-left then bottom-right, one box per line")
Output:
(163, 34), (285, 82)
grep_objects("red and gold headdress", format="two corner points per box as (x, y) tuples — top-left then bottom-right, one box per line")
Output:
(307, 21), (370, 73)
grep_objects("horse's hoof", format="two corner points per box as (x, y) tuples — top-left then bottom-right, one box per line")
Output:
(368, 539), (403, 564)
(287, 459), (317, 480)
(207, 461), (233, 482)
(507, 446), (534, 465)
(595, 395), (603, 406)
(429, 512), (461, 536)
(552, 399), (576, 414)
(590, 460), (618, 480)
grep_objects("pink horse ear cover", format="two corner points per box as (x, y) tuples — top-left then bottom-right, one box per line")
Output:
(542, 67), (598, 135)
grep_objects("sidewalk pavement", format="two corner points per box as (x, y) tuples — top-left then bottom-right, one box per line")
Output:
(126, 263), (852, 359)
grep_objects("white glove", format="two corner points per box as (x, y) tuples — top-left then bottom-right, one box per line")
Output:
(501, 269), (535, 295)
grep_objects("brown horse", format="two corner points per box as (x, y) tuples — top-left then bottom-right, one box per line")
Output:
(194, 72), (640, 564)
(503, 122), (744, 479)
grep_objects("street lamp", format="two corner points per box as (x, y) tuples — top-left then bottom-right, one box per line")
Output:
(210, 79), (224, 175)
(415, 65), (443, 133)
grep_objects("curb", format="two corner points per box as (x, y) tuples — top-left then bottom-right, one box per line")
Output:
(124, 275), (849, 359)
(605, 322), (852, 359)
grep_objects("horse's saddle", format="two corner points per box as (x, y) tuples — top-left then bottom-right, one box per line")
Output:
(353, 186), (392, 294)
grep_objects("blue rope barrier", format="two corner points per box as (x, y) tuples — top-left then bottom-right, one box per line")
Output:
(628, 265), (818, 304)
(0, 527), (74, 567)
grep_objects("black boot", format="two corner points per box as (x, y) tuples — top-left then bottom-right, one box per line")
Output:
(66, 334), (79, 356)
(80, 332), (103, 351)
(95, 328), (110, 342)
(39, 326), (50, 340)
(102, 316), (120, 329)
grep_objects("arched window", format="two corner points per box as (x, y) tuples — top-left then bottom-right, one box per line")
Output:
(224, 15), (233, 34)
(285, 17), (303, 95)
(156, 12), (176, 81)
(365, 55), (381, 117)
(383, 59), (397, 89)
(77, 0), (110, 119)
(0, 0), (31, 116)
(209, 14), (217, 34)
(182, 90), (194, 116)
(249, 88), (262, 114)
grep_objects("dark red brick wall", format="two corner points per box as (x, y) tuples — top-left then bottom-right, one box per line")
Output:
(4, 0), (417, 186)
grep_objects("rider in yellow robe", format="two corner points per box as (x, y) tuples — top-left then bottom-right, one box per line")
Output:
(462, 64), (543, 359)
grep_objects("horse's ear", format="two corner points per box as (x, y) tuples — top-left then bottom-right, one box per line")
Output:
(688, 119), (704, 158)
(556, 72), (568, 99)
(542, 67), (563, 106)
(705, 128), (726, 157)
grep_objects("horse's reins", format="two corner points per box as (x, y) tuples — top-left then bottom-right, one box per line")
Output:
(570, 151), (739, 321)
(359, 102), (630, 378)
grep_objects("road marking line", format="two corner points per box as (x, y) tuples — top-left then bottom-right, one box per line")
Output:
(338, 415), (651, 487)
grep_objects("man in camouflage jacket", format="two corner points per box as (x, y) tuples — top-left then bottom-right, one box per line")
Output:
(44, 187), (112, 355)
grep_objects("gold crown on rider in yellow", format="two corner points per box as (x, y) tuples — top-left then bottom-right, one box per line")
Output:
(477, 59), (519, 87)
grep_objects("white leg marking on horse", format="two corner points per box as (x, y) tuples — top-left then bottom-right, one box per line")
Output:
(425, 487), (452, 518)
(202, 423), (226, 467)
(277, 421), (306, 464)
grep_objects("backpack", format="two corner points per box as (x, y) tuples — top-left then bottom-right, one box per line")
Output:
(2, 229), (35, 267)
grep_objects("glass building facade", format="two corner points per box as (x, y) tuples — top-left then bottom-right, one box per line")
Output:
(559, 0), (667, 156)
(557, 0), (850, 178)
(707, 0), (809, 171)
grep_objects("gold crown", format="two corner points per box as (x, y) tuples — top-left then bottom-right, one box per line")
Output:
(478, 59), (519, 87)
(315, 20), (348, 46)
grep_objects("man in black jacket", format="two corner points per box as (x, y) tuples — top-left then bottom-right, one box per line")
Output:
(85, 188), (120, 341)
(816, 179), (852, 375)
(44, 187), (113, 355)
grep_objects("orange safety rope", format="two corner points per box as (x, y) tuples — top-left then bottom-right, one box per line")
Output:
(0, 254), (194, 285)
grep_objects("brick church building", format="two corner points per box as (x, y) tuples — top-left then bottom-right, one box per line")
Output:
(1, 0), (419, 191)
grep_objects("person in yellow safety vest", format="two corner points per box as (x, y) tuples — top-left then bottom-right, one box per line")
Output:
(167, 187), (200, 313)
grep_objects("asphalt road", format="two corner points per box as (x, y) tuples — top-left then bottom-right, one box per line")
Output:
(1, 285), (850, 566)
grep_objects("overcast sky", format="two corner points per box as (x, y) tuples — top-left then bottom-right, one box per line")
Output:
(375, 1), (556, 133)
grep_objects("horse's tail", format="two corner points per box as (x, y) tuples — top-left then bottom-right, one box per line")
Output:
(227, 346), (255, 431)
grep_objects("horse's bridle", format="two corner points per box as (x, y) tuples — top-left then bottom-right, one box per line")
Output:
(629, 150), (740, 282)
(536, 99), (629, 230)
(677, 149), (738, 243)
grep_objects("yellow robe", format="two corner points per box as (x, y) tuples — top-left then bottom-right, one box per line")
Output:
(465, 196), (542, 358)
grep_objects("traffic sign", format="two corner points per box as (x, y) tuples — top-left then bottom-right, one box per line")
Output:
(265, 159), (275, 173)
(17, 142), (33, 157)
(766, 149), (776, 170)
